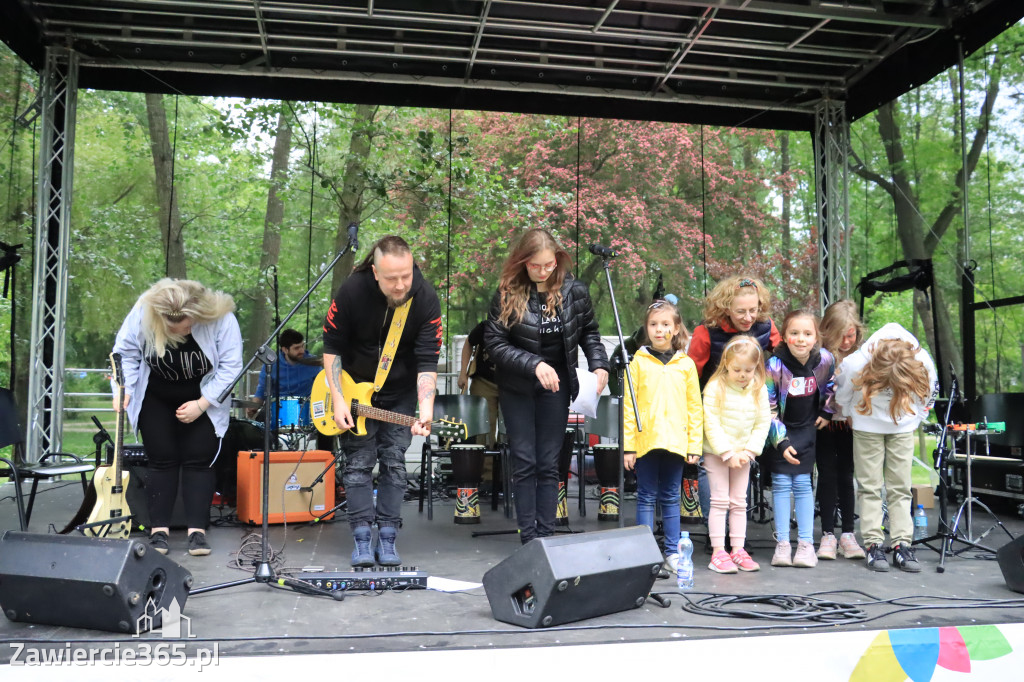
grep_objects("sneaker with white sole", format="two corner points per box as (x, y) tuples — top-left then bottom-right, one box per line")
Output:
(187, 531), (211, 557)
(793, 540), (818, 568)
(867, 543), (889, 572)
(817, 532), (838, 560)
(839, 532), (866, 559)
(663, 553), (680, 573)
(892, 543), (921, 573)
(771, 541), (793, 567)
(709, 549), (738, 574)
(730, 547), (760, 572)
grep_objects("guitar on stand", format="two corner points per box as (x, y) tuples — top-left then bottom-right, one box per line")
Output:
(81, 352), (133, 538)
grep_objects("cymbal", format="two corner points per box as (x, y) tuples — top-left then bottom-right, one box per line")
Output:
(231, 398), (261, 409)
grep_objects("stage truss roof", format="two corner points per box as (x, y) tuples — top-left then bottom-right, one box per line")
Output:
(1, 1), (1022, 131)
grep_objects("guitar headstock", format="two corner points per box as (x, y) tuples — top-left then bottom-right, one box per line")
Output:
(109, 352), (125, 389)
(434, 418), (468, 441)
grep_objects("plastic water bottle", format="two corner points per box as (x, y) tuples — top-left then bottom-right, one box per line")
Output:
(913, 504), (929, 541)
(677, 531), (694, 591)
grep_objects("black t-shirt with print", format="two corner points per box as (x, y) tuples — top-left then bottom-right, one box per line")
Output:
(145, 335), (212, 387)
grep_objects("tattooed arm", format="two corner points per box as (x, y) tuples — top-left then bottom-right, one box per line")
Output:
(323, 352), (354, 430)
(411, 372), (437, 436)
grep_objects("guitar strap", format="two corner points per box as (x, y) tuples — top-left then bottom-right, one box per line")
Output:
(373, 298), (413, 393)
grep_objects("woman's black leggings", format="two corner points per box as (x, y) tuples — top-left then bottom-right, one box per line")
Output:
(138, 382), (219, 529)
(816, 421), (856, 534)
(499, 367), (570, 544)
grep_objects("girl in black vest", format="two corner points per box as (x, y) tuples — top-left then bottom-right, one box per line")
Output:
(484, 229), (610, 544)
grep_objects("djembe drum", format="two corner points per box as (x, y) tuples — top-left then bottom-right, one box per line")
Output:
(555, 427), (578, 526)
(450, 444), (485, 524)
(681, 461), (703, 523)
(593, 444), (621, 521)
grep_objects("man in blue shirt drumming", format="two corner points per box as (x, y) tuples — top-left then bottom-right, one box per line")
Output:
(247, 329), (323, 429)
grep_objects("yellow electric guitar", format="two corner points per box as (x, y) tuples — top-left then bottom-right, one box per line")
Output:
(310, 369), (467, 440)
(85, 352), (132, 538)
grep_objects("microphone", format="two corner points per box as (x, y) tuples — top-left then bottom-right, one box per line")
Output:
(347, 222), (359, 250)
(588, 243), (617, 259)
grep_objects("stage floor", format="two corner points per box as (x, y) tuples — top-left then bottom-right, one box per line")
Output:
(3, 476), (1024, 678)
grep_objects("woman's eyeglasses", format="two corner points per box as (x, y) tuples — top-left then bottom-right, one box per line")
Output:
(526, 261), (557, 273)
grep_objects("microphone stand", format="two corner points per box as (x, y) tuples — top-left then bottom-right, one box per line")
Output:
(594, 253), (642, 529)
(192, 230), (358, 595)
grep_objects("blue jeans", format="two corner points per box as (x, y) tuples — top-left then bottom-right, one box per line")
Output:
(340, 393), (415, 530)
(772, 472), (814, 543)
(635, 449), (684, 555)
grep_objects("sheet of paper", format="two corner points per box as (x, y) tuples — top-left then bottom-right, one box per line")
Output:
(568, 368), (599, 418)
(426, 576), (483, 592)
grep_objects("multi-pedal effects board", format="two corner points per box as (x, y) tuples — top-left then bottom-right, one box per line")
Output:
(291, 567), (428, 591)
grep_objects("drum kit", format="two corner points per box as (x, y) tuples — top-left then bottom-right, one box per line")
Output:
(230, 394), (319, 452)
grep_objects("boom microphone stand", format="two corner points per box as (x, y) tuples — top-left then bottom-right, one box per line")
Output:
(589, 244), (642, 530)
(192, 224), (359, 596)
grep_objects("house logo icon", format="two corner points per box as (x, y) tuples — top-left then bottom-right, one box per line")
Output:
(134, 598), (194, 638)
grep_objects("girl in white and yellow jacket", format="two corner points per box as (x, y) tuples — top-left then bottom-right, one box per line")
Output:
(701, 336), (772, 573)
(623, 300), (703, 572)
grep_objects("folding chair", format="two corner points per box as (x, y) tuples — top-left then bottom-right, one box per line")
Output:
(0, 388), (94, 529)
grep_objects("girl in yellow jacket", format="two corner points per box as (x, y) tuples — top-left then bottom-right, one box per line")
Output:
(702, 336), (772, 573)
(624, 300), (703, 572)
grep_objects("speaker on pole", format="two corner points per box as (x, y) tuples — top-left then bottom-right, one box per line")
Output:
(482, 526), (663, 628)
(997, 534), (1024, 594)
(0, 531), (193, 633)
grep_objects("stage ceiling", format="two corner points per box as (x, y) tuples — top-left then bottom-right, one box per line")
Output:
(1, 1), (1022, 131)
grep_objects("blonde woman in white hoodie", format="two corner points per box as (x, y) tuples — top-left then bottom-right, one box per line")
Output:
(834, 323), (938, 574)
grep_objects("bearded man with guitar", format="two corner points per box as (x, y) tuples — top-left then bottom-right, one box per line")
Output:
(320, 235), (442, 568)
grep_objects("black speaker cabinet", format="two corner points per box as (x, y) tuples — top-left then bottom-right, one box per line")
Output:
(0, 531), (193, 633)
(997, 534), (1024, 594)
(482, 526), (663, 628)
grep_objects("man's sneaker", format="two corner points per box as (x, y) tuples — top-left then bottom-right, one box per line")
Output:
(867, 543), (890, 572)
(771, 541), (793, 567)
(187, 531), (211, 557)
(375, 526), (401, 566)
(839, 532), (866, 560)
(351, 526), (374, 567)
(793, 541), (818, 568)
(150, 531), (169, 555)
(730, 547), (760, 572)
(709, 549), (738, 573)
(817, 532), (838, 560)
(892, 543), (922, 573)
(663, 553), (680, 574)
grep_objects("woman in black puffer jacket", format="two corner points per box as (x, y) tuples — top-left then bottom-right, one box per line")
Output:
(485, 229), (610, 543)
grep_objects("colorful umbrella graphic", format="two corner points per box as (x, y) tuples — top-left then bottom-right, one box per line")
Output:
(850, 625), (1012, 681)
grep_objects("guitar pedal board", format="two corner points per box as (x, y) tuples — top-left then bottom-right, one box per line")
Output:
(291, 567), (429, 591)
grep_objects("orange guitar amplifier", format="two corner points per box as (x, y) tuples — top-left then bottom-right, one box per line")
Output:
(236, 450), (335, 525)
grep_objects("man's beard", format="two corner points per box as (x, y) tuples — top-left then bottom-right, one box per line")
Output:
(387, 291), (412, 308)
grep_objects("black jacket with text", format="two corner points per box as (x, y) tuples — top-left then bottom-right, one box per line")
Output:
(483, 276), (609, 400)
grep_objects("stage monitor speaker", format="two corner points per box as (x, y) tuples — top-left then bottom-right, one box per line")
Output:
(0, 531), (193, 633)
(236, 450), (335, 524)
(997, 535), (1024, 594)
(482, 526), (662, 628)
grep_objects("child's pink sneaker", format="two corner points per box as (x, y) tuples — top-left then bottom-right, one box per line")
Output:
(730, 547), (760, 572)
(708, 549), (738, 574)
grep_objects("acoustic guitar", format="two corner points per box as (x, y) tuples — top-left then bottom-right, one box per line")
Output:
(309, 369), (467, 440)
(84, 352), (132, 538)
